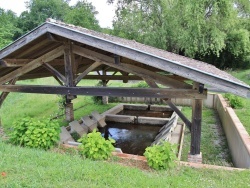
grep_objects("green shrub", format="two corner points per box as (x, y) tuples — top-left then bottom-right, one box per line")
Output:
(224, 93), (244, 109)
(10, 117), (60, 150)
(78, 130), (115, 160)
(144, 142), (177, 170)
(133, 81), (149, 88)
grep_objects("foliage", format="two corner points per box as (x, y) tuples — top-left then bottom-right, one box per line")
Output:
(144, 142), (177, 170)
(64, 0), (100, 31)
(224, 93), (244, 109)
(110, 0), (250, 69)
(0, 9), (19, 48)
(78, 130), (115, 160)
(16, 0), (70, 37)
(9, 117), (60, 150)
(133, 81), (149, 88)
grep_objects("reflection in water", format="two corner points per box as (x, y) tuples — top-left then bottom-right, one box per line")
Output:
(102, 123), (162, 155)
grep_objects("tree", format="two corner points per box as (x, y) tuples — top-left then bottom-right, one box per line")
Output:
(16, 0), (70, 38)
(109, 0), (250, 68)
(0, 9), (19, 49)
(64, 0), (101, 31)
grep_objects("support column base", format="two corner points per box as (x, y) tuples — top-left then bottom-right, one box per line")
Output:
(65, 103), (74, 122)
(188, 152), (202, 164)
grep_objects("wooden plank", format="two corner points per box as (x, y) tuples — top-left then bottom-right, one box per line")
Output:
(0, 46), (64, 85)
(64, 43), (75, 87)
(72, 45), (192, 89)
(145, 79), (192, 131)
(0, 78), (18, 108)
(190, 82), (203, 155)
(190, 98), (202, 154)
(0, 85), (207, 99)
(43, 62), (66, 84)
(0, 59), (65, 67)
(74, 62), (101, 85)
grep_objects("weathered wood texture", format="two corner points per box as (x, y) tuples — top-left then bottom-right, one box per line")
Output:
(75, 62), (101, 85)
(0, 46), (64, 85)
(72, 45), (192, 89)
(0, 78), (18, 108)
(47, 23), (250, 98)
(190, 82), (203, 155)
(0, 85), (207, 99)
(43, 62), (66, 84)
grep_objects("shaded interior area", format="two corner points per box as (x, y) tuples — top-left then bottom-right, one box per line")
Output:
(101, 123), (162, 155)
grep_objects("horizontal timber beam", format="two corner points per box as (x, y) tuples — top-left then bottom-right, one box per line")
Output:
(0, 59), (65, 67)
(73, 45), (192, 89)
(0, 85), (207, 99)
(0, 46), (64, 85)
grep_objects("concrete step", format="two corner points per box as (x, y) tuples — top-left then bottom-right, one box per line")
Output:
(69, 120), (88, 137)
(81, 116), (98, 132)
(59, 126), (74, 144)
(91, 111), (106, 128)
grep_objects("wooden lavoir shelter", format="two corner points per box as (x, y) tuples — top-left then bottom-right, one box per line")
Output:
(0, 19), (249, 158)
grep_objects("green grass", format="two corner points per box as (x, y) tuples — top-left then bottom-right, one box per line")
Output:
(0, 140), (249, 188)
(181, 107), (232, 166)
(228, 69), (250, 134)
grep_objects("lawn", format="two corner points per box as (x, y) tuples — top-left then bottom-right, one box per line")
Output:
(0, 140), (249, 188)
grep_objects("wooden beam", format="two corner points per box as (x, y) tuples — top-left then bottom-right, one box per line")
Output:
(72, 45), (192, 89)
(0, 59), (65, 67)
(74, 62), (101, 85)
(0, 78), (18, 108)
(43, 62), (66, 84)
(64, 43), (75, 87)
(0, 85), (207, 99)
(0, 46), (64, 85)
(53, 76), (64, 86)
(145, 79), (192, 131)
(190, 82), (203, 154)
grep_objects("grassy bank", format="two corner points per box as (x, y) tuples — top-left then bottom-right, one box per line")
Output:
(0, 140), (249, 188)
(229, 69), (250, 134)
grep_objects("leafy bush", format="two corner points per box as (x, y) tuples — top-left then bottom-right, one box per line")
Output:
(144, 142), (177, 170)
(10, 117), (60, 150)
(133, 81), (149, 88)
(224, 93), (244, 109)
(78, 130), (115, 160)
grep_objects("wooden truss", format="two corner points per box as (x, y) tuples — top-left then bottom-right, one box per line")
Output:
(0, 42), (206, 155)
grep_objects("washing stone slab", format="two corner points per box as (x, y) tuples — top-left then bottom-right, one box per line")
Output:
(81, 116), (98, 132)
(69, 120), (88, 136)
(91, 111), (106, 128)
(60, 126), (74, 144)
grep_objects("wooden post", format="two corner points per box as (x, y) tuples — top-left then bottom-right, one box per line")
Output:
(190, 98), (202, 154)
(64, 42), (75, 121)
(102, 69), (108, 104)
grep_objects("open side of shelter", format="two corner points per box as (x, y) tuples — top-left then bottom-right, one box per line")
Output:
(0, 19), (249, 160)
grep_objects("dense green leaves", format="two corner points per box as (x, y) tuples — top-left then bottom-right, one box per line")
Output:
(0, 9), (19, 49)
(144, 142), (177, 170)
(0, 0), (101, 45)
(111, 0), (250, 68)
(64, 0), (101, 31)
(9, 117), (60, 150)
(78, 130), (115, 160)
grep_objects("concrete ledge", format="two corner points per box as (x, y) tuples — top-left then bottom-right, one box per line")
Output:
(149, 105), (172, 112)
(215, 94), (250, 169)
(105, 114), (136, 123)
(123, 104), (148, 111)
(137, 117), (168, 125)
(102, 104), (123, 116)
(188, 152), (202, 164)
